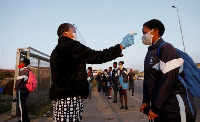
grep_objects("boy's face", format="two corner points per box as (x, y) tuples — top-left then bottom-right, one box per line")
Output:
(20, 62), (25, 67)
(113, 64), (117, 68)
(118, 62), (123, 66)
(142, 26), (159, 44)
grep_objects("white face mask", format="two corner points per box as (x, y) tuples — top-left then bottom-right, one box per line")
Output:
(141, 29), (154, 45)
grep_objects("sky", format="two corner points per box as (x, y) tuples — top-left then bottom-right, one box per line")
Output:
(0, 0), (200, 71)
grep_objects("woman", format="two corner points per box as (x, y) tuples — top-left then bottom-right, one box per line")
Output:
(50, 23), (136, 122)
(116, 61), (128, 110)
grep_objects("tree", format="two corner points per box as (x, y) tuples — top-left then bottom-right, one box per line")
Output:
(0, 70), (4, 80)
(3, 71), (13, 83)
(3, 71), (13, 79)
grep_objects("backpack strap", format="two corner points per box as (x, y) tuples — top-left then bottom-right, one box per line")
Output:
(178, 75), (195, 115)
(157, 41), (166, 58)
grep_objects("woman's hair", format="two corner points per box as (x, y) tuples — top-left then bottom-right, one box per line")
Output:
(57, 23), (73, 37)
(143, 19), (165, 36)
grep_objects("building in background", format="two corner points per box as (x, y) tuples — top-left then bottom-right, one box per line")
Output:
(197, 63), (200, 68)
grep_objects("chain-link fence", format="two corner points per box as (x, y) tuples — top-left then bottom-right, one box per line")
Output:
(11, 47), (51, 116)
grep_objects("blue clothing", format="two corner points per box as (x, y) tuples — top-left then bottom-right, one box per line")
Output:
(119, 76), (128, 90)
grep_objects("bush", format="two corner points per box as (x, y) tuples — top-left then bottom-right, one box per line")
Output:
(4, 80), (14, 96)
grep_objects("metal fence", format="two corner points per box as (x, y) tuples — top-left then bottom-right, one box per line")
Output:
(11, 47), (51, 116)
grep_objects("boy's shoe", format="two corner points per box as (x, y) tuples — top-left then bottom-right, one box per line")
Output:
(125, 106), (128, 110)
(113, 100), (117, 103)
(120, 106), (124, 109)
(107, 96), (111, 99)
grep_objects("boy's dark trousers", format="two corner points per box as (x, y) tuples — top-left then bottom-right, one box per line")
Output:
(97, 80), (101, 92)
(17, 89), (30, 122)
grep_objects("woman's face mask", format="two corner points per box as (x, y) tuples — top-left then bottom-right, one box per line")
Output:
(141, 29), (154, 45)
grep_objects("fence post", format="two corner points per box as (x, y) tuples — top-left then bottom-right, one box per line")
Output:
(36, 59), (40, 102)
(11, 48), (20, 116)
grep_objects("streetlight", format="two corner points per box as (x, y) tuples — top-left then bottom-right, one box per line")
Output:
(172, 6), (186, 52)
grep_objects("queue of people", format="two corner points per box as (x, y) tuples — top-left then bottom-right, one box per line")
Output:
(92, 61), (136, 111)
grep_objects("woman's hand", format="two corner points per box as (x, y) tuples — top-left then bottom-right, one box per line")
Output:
(140, 103), (149, 112)
(148, 109), (158, 120)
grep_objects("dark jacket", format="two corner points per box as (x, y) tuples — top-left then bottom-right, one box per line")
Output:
(128, 72), (135, 82)
(49, 37), (122, 100)
(143, 38), (196, 116)
(15, 67), (29, 90)
(101, 74), (107, 84)
(116, 67), (128, 84)
(112, 68), (117, 83)
(95, 74), (101, 82)
(106, 71), (112, 82)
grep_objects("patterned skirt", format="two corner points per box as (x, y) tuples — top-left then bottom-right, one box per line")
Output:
(52, 96), (84, 122)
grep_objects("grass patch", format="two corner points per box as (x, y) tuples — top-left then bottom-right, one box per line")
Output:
(28, 99), (53, 117)
(0, 94), (12, 114)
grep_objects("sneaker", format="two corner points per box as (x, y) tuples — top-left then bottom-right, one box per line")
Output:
(120, 106), (124, 109)
(107, 96), (111, 99)
(125, 106), (128, 110)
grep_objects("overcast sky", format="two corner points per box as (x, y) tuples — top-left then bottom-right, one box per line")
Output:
(0, 0), (199, 71)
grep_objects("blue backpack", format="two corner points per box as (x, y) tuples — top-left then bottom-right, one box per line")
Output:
(158, 41), (200, 115)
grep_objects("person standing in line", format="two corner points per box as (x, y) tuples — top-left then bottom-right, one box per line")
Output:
(116, 61), (129, 110)
(140, 19), (196, 122)
(112, 62), (118, 103)
(106, 67), (113, 99)
(101, 69), (108, 95)
(95, 71), (102, 92)
(128, 68), (135, 96)
(87, 67), (94, 99)
(14, 58), (30, 122)
(104, 71), (109, 96)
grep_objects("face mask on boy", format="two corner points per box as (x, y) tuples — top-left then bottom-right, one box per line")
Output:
(18, 64), (24, 69)
(141, 29), (154, 45)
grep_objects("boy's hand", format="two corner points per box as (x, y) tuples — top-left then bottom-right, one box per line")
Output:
(14, 88), (17, 93)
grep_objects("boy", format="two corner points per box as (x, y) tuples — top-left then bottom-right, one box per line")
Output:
(140, 19), (196, 122)
(14, 58), (30, 122)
